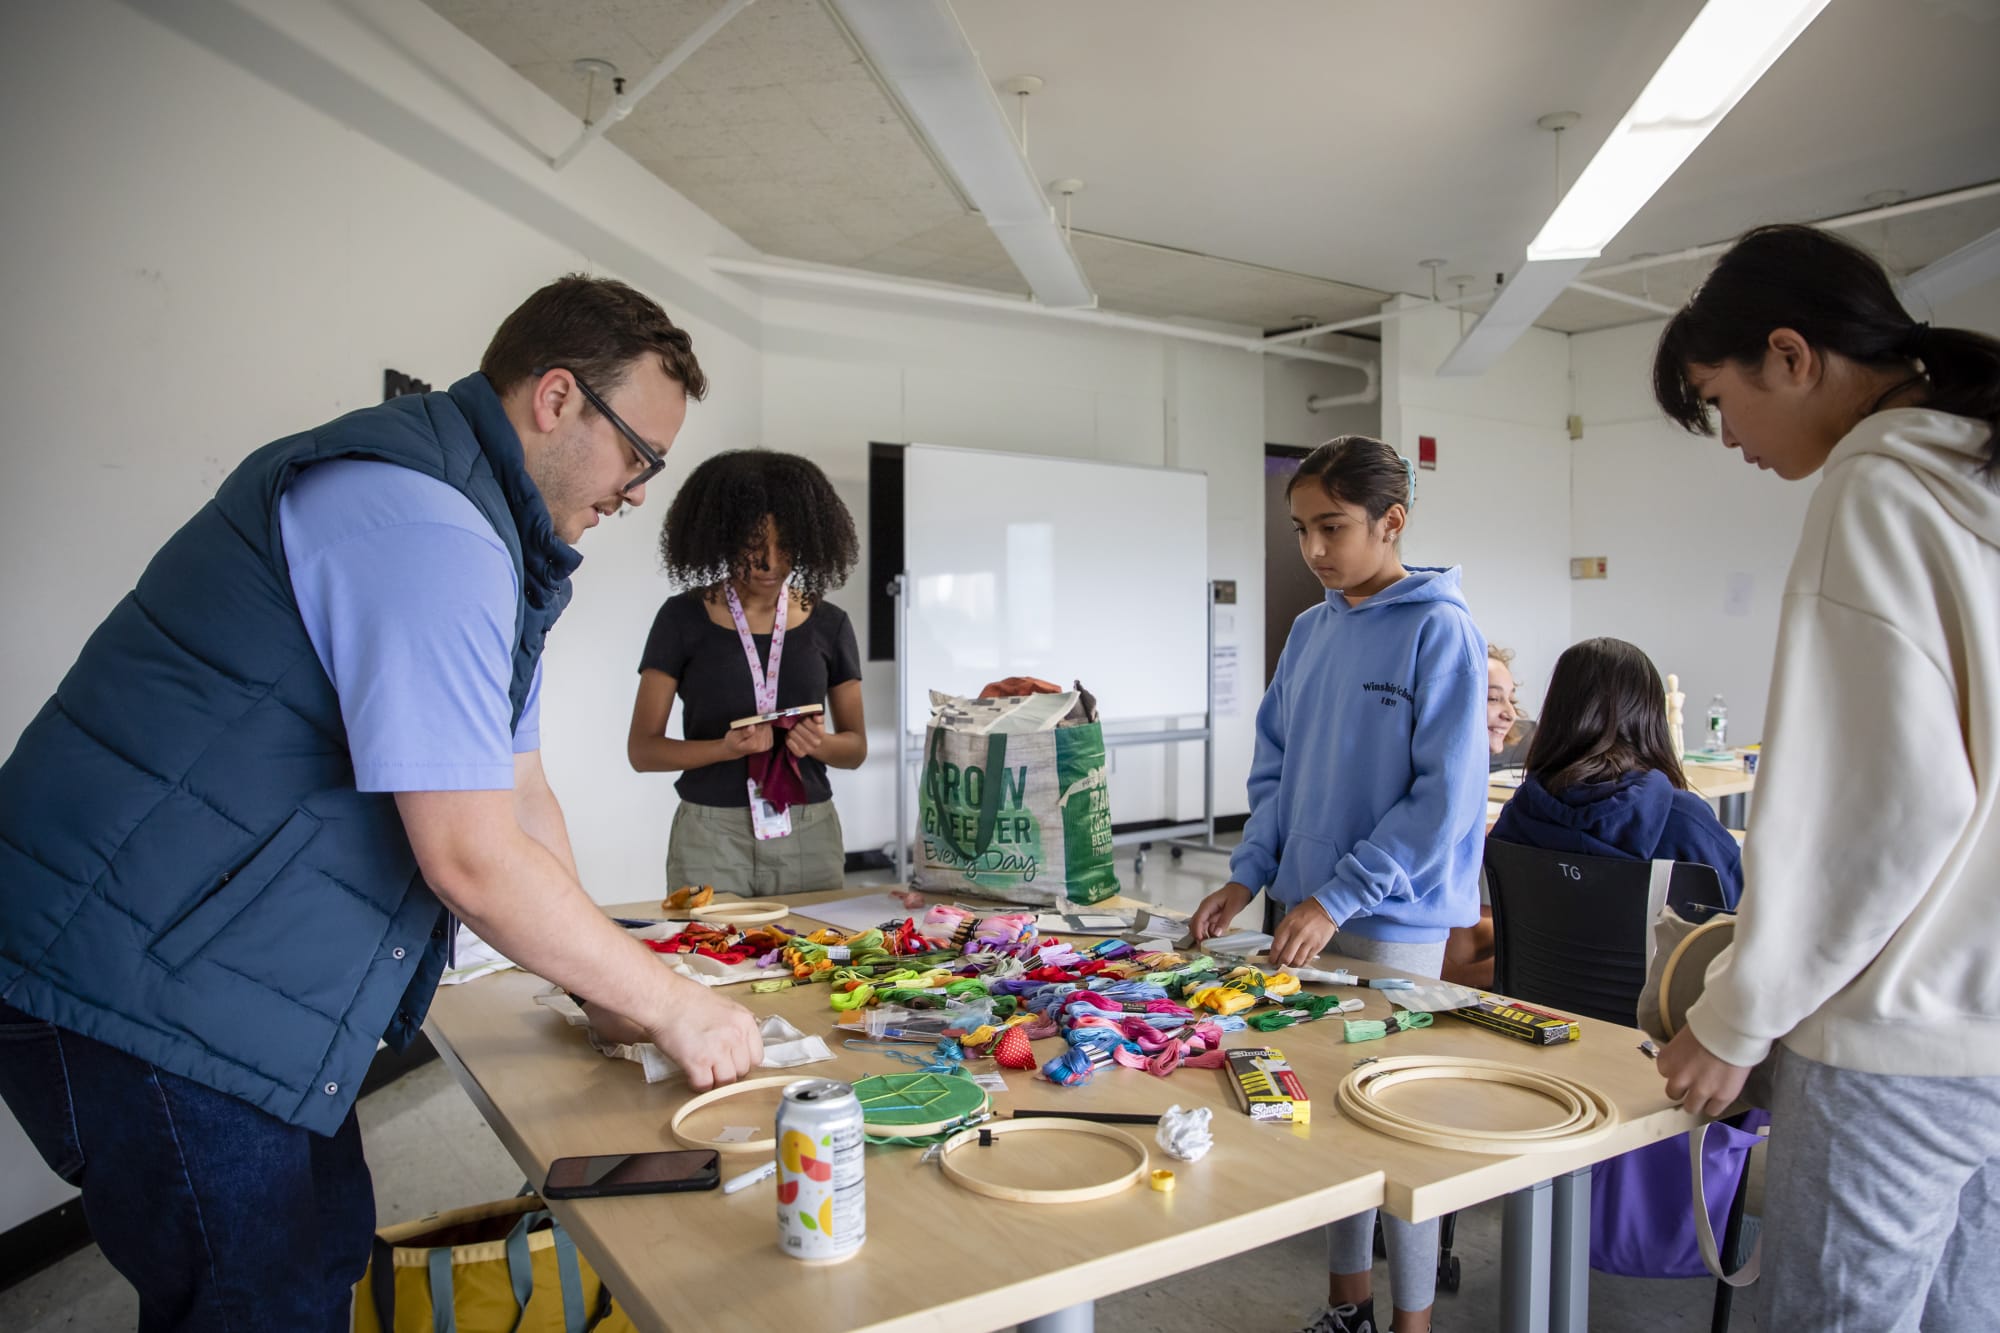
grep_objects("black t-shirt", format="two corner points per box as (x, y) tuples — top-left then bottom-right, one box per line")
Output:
(638, 591), (862, 808)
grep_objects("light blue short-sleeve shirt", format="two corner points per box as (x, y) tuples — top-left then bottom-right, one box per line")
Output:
(278, 459), (540, 792)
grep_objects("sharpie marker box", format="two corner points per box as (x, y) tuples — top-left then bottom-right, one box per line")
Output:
(1450, 995), (1582, 1045)
(1227, 1046), (1311, 1124)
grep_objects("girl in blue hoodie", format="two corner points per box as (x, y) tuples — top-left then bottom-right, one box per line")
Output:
(1490, 637), (1742, 905)
(1192, 435), (1488, 1333)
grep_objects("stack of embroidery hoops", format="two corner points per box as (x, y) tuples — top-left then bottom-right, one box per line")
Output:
(1336, 1055), (1617, 1154)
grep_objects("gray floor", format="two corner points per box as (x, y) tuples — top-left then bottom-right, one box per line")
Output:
(0, 846), (1754, 1332)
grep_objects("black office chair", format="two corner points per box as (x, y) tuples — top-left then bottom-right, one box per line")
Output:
(1483, 839), (1750, 1330)
(1484, 841), (1727, 1026)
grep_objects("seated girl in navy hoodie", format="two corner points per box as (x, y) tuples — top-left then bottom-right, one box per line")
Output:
(1491, 636), (1741, 905)
(1192, 435), (1487, 1333)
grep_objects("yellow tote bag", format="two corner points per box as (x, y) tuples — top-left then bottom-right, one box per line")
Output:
(353, 1196), (638, 1333)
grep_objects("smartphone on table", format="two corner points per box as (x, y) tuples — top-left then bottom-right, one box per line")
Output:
(542, 1149), (720, 1200)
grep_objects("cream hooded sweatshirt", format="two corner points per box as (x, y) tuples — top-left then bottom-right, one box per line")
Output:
(1687, 408), (2000, 1076)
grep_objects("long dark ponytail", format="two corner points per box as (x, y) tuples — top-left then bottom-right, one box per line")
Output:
(1653, 224), (2000, 473)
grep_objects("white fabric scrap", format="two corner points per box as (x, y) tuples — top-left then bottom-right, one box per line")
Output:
(533, 989), (833, 1084)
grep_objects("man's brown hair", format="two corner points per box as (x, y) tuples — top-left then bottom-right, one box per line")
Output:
(481, 274), (707, 403)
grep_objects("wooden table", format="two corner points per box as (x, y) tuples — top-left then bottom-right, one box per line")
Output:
(1492, 751), (1757, 829)
(425, 888), (1698, 1333)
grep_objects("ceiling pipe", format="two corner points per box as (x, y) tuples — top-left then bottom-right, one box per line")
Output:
(1581, 177), (2000, 281)
(1270, 177), (2000, 344)
(708, 254), (1379, 386)
(551, 0), (756, 170)
(1265, 287), (1500, 346)
(1308, 380), (1379, 412)
(1568, 280), (1676, 316)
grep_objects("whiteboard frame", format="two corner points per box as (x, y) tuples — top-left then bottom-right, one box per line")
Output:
(881, 442), (1222, 882)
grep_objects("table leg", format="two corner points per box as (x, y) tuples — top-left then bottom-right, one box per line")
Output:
(1019, 1302), (1094, 1332)
(1550, 1166), (1591, 1333)
(1719, 792), (1747, 829)
(1501, 1177), (1553, 1333)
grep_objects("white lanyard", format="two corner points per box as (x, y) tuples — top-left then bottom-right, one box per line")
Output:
(725, 577), (795, 841)
(723, 577), (788, 713)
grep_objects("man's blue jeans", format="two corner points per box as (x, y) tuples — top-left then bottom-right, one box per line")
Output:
(0, 999), (374, 1332)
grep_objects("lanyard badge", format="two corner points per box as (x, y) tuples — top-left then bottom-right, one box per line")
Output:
(725, 578), (793, 840)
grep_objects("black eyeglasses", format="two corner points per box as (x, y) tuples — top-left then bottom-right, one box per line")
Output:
(537, 366), (665, 497)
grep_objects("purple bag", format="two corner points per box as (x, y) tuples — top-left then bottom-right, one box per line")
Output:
(1588, 1109), (1769, 1279)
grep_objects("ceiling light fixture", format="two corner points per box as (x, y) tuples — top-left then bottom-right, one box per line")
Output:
(831, 2), (1094, 308)
(1528, 1), (1830, 262)
(1440, 0), (1830, 375)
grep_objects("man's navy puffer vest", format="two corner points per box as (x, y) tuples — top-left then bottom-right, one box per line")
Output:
(0, 374), (578, 1134)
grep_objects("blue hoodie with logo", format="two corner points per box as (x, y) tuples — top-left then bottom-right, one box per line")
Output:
(1490, 768), (1743, 907)
(1229, 567), (1489, 943)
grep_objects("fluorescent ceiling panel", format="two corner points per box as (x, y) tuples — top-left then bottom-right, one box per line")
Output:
(1442, 0), (1828, 375)
(831, 0), (1095, 308)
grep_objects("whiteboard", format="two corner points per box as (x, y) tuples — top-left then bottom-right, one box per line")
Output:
(899, 443), (1209, 725)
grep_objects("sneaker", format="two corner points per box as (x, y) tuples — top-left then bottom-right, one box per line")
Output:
(1297, 1303), (1375, 1333)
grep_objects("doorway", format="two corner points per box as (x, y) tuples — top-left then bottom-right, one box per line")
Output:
(1264, 445), (1323, 687)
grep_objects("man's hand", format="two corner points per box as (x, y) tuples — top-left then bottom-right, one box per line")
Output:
(1657, 1026), (1753, 1119)
(783, 714), (827, 759)
(1190, 881), (1254, 942)
(720, 723), (773, 758)
(644, 978), (765, 1090)
(1268, 898), (1337, 969)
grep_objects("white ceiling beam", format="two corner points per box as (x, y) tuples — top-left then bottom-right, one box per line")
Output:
(828, 0), (1095, 309)
(1898, 225), (2000, 316)
(1436, 258), (1590, 376)
(1439, 0), (1829, 376)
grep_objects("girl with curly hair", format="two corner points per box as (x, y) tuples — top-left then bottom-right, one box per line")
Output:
(627, 450), (865, 897)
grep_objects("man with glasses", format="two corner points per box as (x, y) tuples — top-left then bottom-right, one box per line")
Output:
(0, 274), (763, 1330)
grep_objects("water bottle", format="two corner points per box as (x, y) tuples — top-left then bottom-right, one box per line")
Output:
(1706, 694), (1729, 753)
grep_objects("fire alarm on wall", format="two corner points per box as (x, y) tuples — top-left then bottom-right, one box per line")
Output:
(1417, 436), (1437, 470)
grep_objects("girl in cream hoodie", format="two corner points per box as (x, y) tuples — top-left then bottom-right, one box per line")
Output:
(1652, 224), (2000, 1331)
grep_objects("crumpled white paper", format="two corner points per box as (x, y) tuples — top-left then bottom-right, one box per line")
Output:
(1156, 1104), (1214, 1162)
(533, 989), (834, 1084)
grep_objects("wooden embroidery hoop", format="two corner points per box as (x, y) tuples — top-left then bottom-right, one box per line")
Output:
(668, 1075), (796, 1154)
(689, 901), (791, 927)
(1337, 1055), (1618, 1155)
(936, 1118), (1149, 1204)
(1657, 914), (1736, 1038)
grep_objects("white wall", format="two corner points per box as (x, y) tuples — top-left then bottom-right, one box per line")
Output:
(759, 289), (1271, 849)
(1567, 320), (1811, 746)
(1565, 280), (2000, 747)
(1380, 299), (1575, 717)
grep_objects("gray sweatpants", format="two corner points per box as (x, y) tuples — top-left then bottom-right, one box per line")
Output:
(1323, 930), (1445, 1312)
(1762, 1047), (2000, 1332)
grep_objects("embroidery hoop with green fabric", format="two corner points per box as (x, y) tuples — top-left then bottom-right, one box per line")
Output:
(852, 1071), (990, 1142)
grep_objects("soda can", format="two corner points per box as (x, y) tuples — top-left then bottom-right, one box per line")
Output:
(775, 1078), (865, 1263)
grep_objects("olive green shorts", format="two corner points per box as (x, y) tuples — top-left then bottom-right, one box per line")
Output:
(664, 799), (847, 899)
